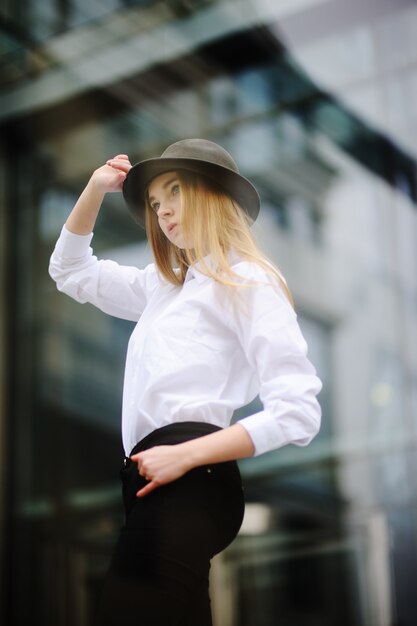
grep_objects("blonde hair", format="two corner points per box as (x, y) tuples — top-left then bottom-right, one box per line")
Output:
(145, 170), (294, 306)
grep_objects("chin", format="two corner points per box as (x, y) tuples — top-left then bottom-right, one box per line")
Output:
(168, 232), (188, 249)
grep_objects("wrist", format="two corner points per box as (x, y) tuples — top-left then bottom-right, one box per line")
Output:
(178, 440), (204, 472)
(87, 175), (107, 200)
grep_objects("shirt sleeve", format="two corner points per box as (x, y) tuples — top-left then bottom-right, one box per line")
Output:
(48, 226), (159, 321)
(232, 263), (322, 456)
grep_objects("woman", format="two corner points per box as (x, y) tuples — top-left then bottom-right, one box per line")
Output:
(49, 138), (322, 625)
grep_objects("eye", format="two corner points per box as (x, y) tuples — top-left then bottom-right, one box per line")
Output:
(171, 183), (180, 195)
(150, 201), (160, 213)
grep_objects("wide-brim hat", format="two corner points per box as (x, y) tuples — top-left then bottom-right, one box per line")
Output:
(122, 138), (260, 227)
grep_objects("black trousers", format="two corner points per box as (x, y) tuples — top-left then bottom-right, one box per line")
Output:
(95, 422), (245, 626)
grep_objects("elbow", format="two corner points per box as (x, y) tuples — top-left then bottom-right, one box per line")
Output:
(48, 257), (63, 288)
(48, 259), (57, 282)
(298, 397), (322, 446)
(48, 256), (72, 295)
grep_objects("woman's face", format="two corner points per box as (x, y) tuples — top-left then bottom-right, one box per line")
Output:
(147, 171), (186, 248)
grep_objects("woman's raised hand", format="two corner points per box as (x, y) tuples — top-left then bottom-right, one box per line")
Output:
(91, 154), (132, 194)
(65, 154), (133, 235)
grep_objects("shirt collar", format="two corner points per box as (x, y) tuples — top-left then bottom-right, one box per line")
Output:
(184, 249), (240, 284)
(184, 259), (211, 284)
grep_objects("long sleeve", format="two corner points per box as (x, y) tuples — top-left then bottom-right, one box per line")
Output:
(49, 226), (159, 322)
(232, 263), (322, 456)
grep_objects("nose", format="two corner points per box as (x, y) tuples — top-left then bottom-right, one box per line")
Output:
(156, 200), (174, 218)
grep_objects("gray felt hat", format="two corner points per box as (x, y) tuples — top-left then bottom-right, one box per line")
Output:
(122, 138), (260, 227)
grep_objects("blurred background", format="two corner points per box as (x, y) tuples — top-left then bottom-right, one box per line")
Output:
(1, 0), (417, 624)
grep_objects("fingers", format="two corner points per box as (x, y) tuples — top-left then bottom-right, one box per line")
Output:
(131, 453), (149, 480)
(106, 155), (132, 173)
(130, 449), (181, 498)
(131, 453), (159, 497)
(136, 481), (159, 498)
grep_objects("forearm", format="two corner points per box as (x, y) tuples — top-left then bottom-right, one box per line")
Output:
(182, 423), (255, 470)
(64, 155), (130, 234)
(65, 178), (105, 235)
(132, 424), (255, 497)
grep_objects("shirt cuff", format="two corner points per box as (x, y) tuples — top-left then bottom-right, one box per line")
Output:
(55, 225), (94, 258)
(237, 410), (287, 457)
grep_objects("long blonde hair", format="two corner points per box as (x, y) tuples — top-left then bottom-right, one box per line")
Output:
(145, 170), (293, 306)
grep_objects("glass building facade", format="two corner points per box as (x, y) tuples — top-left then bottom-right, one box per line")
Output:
(1, 0), (417, 624)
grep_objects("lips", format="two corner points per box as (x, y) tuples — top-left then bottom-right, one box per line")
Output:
(167, 223), (177, 234)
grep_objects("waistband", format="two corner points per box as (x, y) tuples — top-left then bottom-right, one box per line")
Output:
(128, 421), (224, 458)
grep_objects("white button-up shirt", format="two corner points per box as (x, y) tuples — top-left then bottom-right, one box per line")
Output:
(49, 226), (322, 457)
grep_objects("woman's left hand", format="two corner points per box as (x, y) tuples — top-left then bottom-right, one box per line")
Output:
(131, 445), (190, 497)
(130, 424), (254, 498)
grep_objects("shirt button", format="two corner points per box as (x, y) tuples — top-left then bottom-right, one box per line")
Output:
(207, 468), (212, 474)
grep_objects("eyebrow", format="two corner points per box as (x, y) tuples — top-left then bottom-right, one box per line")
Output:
(148, 176), (179, 203)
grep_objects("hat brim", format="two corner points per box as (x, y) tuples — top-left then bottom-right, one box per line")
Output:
(122, 157), (260, 228)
